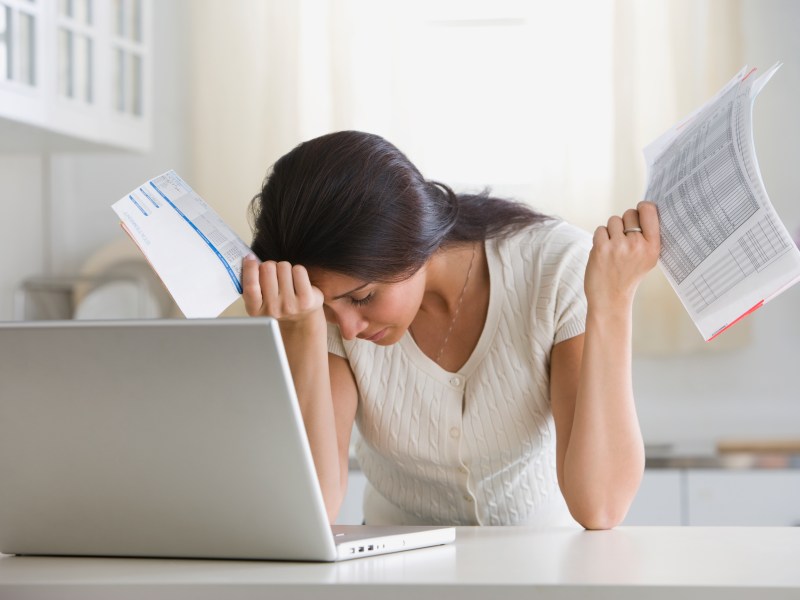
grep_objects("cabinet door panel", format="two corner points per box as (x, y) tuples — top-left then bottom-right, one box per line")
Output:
(687, 470), (800, 526)
(335, 470), (368, 525)
(623, 469), (683, 525)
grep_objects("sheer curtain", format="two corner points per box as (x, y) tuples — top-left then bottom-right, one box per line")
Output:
(612, 0), (746, 353)
(189, 0), (745, 352)
(327, 0), (617, 230)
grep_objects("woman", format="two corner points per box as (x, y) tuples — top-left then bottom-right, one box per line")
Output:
(243, 130), (660, 529)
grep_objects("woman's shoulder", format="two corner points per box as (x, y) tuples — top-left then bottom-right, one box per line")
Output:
(498, 218), (593, 254)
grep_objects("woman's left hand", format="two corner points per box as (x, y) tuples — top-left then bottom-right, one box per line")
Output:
(585, 201), (661, 311)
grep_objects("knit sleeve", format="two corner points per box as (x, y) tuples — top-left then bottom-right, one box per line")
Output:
(327, 322), (347, 358)
(549, 224), (592, 344)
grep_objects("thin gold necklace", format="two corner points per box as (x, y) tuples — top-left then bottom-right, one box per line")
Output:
(431, 243), (477, 364)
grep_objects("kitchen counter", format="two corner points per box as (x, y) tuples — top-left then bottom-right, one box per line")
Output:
(644, 441), (800, 469)
(1, 526), (799, 599)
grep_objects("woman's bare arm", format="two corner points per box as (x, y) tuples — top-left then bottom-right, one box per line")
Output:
(551, 201), (660, 530)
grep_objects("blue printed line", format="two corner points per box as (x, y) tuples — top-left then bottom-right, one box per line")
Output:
(149, 181), (242, 293)
(129, 194), (149, 216)
(139, 186), (160, 208)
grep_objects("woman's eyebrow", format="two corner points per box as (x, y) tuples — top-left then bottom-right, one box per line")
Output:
(332, 282), (370, 301)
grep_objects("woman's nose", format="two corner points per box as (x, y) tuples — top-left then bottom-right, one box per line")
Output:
(334, 308), (368, 341)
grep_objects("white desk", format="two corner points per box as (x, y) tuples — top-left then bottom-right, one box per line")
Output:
(1, 526), (798, 599)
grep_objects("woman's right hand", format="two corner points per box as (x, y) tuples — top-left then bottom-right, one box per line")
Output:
(241, 255), (324, 323)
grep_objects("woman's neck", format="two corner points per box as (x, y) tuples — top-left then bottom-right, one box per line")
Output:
(419, 242), (484, 318)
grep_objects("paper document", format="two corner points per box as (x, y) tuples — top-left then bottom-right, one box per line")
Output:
(644, 63), (800, 341)
(111, 170), (253, 318)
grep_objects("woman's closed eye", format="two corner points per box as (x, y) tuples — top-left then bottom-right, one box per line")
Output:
(349, 292), (375, 307)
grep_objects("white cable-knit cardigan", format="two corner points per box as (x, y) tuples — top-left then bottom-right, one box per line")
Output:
(327, 221), (592, 526)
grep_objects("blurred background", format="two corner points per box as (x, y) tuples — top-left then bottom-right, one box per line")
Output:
(1, 0), (799, 524)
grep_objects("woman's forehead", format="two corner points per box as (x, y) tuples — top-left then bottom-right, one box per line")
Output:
(307, 267), (369, 297)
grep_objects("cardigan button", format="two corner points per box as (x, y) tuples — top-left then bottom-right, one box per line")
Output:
(449, 376), (462, 387)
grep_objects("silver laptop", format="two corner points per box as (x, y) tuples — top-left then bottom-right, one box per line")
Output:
(0, 318), (454, 561)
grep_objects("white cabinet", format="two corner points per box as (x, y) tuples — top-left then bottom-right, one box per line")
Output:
(623, 469), (684, 525)
(625, 468), (800, 526)
(0, 0), (151, 152)
(335, 469), (367, 525)
(687, 470), (800, 526)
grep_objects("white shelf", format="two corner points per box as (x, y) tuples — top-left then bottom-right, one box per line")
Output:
(0, 0), (151, 153)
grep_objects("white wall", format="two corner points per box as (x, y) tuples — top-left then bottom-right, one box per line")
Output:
(634, 0), (800, 445)
(48, 0), (193, 276)
(0, 156), (45, 320)
(0, 0), (797, 446)
(0, 0), (192, 320)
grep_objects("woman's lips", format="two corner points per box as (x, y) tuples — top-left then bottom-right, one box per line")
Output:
(363, 328), (388, 342)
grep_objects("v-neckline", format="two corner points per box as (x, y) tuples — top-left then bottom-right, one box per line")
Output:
(401, 238), (503, 380)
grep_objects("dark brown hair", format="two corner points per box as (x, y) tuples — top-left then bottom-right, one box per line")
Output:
(249, 130), (550, 282)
